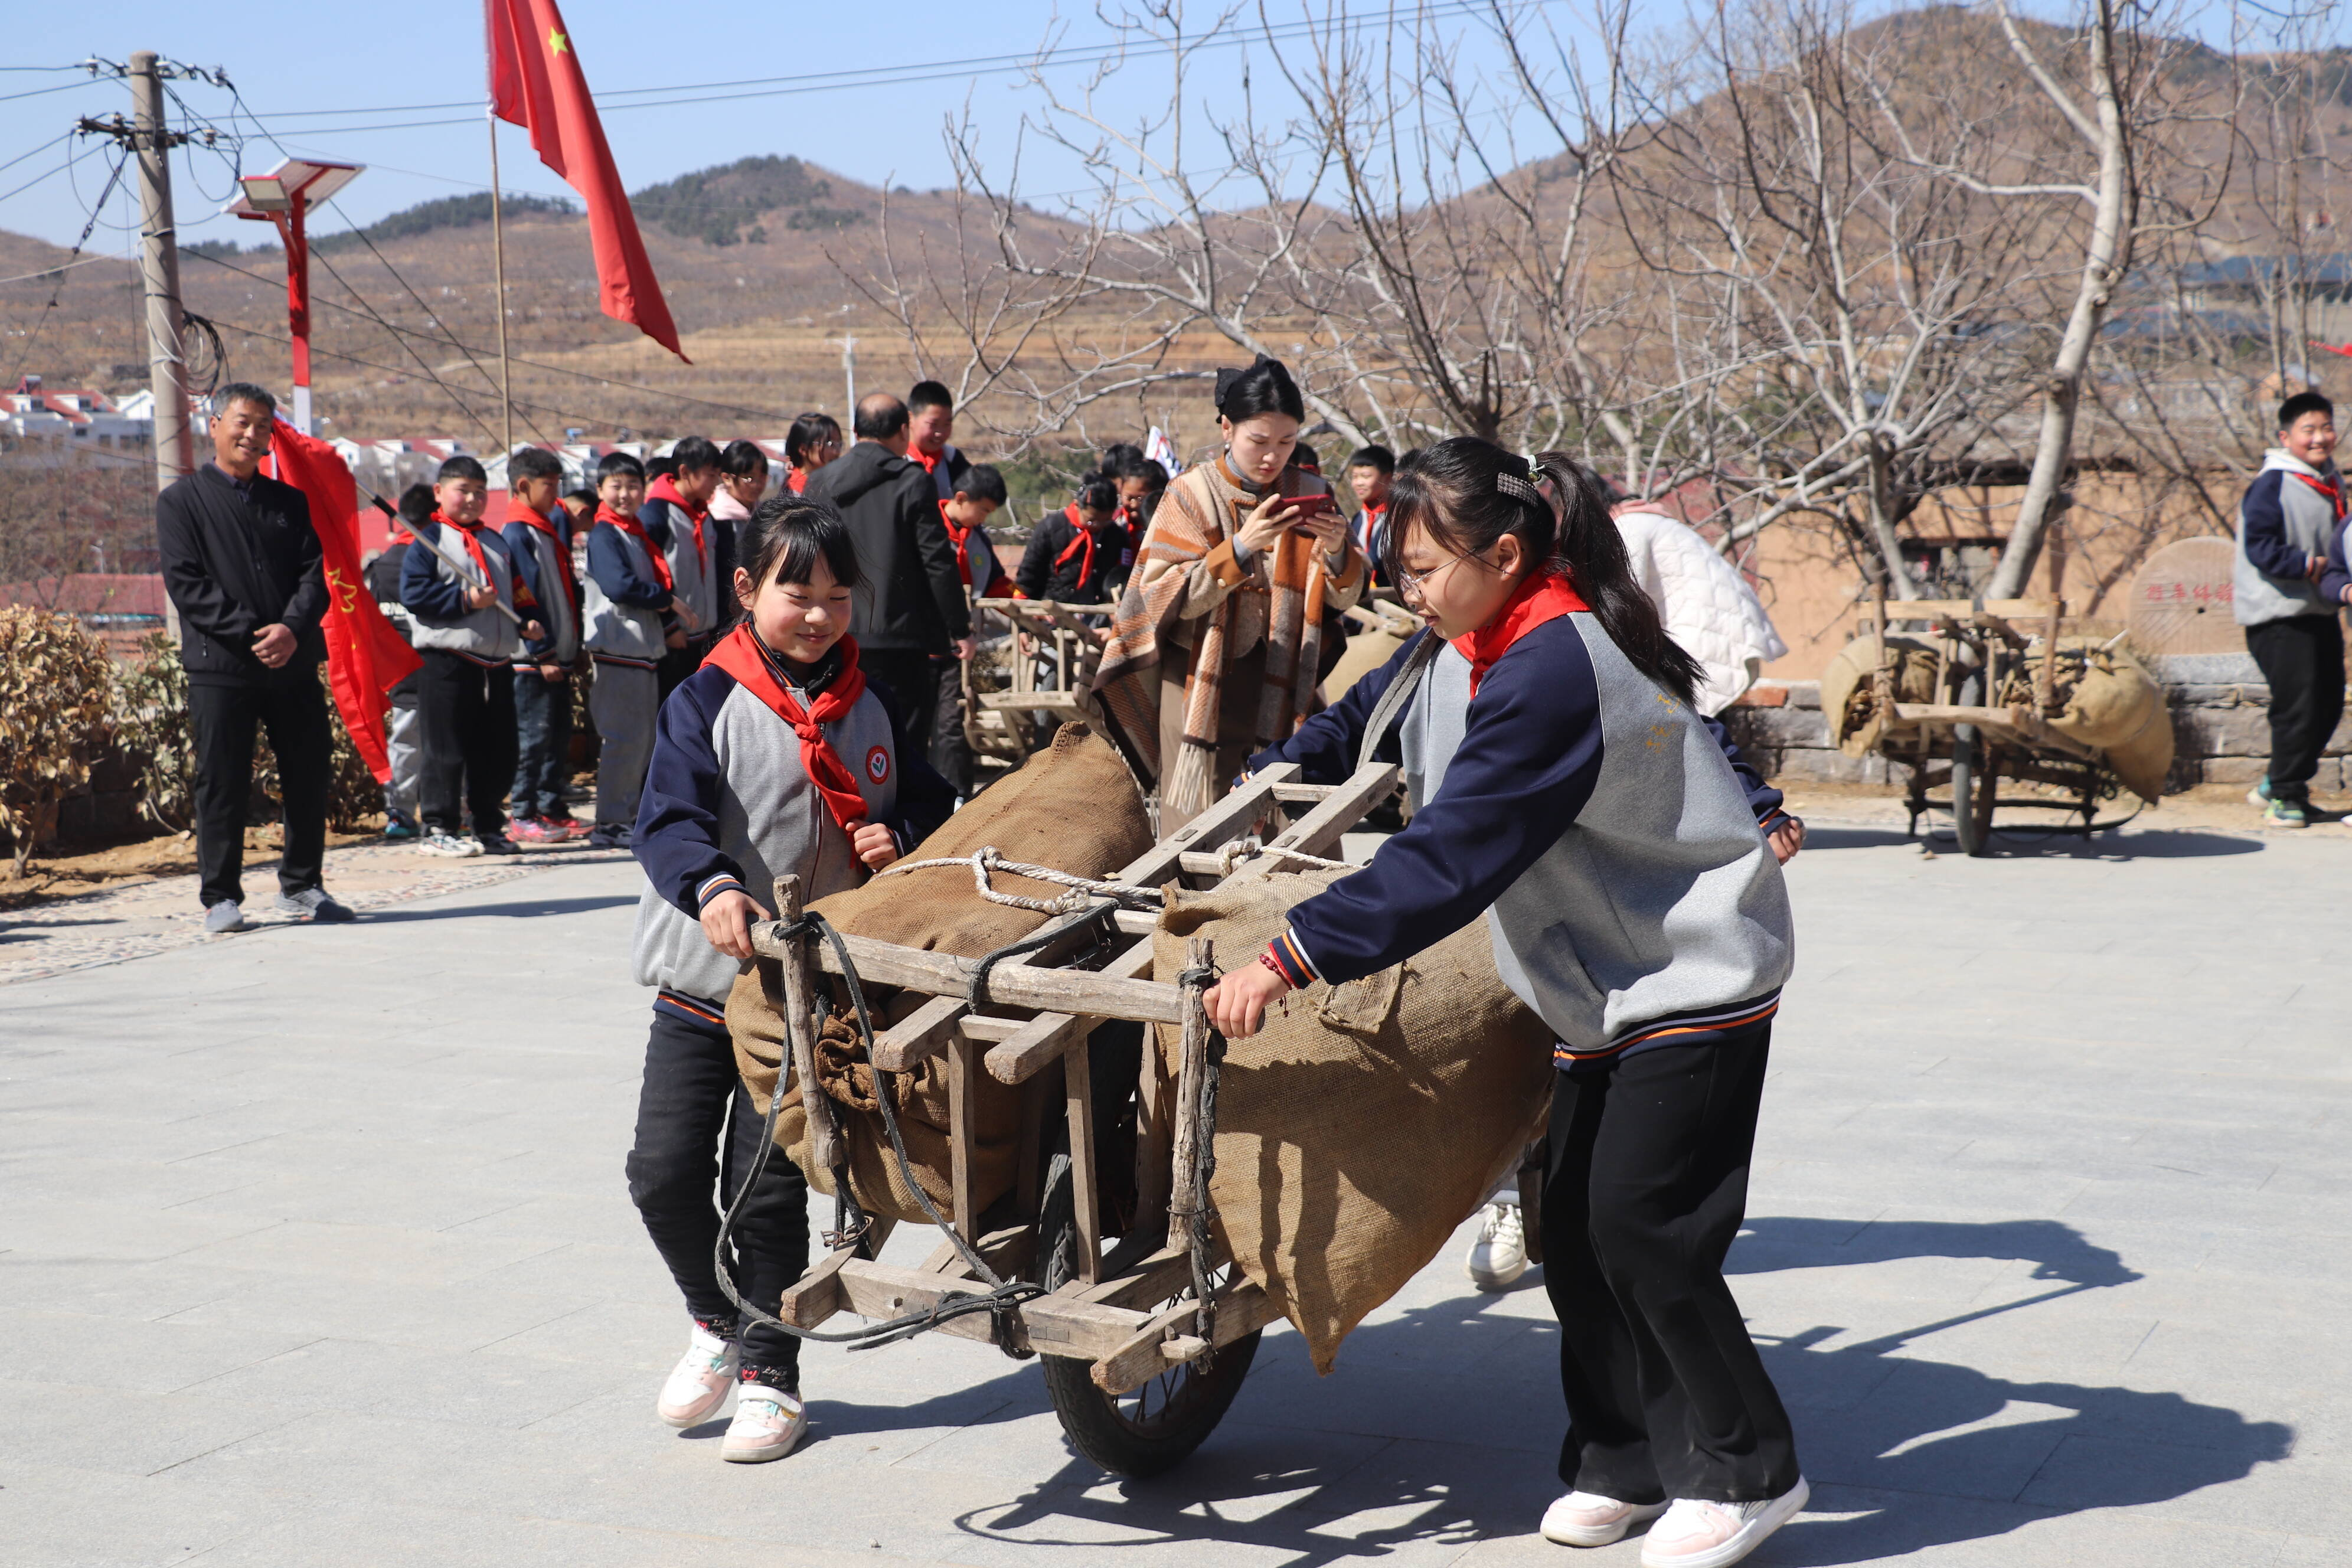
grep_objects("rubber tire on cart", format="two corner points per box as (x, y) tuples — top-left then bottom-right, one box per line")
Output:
(1951, 672), (1991, 858)
(1034, 1154), (1260, 1477)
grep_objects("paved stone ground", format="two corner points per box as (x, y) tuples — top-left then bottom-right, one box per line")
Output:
(4, 809), (2348, 1567)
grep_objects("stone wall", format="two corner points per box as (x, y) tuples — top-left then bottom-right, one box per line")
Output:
(1721, 654), (2352, 793)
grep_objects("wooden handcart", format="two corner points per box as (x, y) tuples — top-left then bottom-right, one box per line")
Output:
(744, 757), (1403, 1475)
(1860, 595), (2138, 856)
(962, 599), (1113, 772)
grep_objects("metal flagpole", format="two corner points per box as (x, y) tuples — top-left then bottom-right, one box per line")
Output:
(486, 103), (515, 462)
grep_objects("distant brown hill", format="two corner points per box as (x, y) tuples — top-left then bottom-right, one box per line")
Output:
(0, 156), (1084, 449)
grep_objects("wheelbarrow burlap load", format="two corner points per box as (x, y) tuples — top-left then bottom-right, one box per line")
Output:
(2039, 640), (2171, 805)
(729, 723), (1155, 1224)
(1154, 868), (1555, 1374)
(1820, 631), (2172, 803)
(1819, 632), (1941, 759)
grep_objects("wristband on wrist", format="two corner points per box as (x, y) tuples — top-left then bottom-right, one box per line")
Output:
(1257, 950), (1295, 989)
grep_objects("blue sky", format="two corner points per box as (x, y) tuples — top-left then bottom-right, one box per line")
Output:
(0, 1), (1547, 256)
(0, 1), (2280, 260)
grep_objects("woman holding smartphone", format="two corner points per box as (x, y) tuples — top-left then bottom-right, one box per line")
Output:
(1095, 355), (1370, 827)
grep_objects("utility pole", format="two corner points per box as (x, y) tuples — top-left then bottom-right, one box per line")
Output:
(129, 52), (194, 492)
(839, 335), (857, 415)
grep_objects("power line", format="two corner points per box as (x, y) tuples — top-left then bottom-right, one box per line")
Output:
(0, 136), (97, 208)
(3, 145), (128, 391)
(217, 2), (1523, 135)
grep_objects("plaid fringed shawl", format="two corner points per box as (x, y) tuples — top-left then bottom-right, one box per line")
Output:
(1093, 456), (1340, 821)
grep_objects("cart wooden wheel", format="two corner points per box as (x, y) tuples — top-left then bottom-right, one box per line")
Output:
(1034, 1154), (1260, 1476)
(1951, 674), (1993, 858)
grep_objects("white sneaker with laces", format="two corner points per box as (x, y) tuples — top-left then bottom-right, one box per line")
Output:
(414, 831), (481, 858)
(1541, 1491), (1668, 1547)
(720, 1384), (808, 1463)
(656, 1323), (739, 1429)
(1638, 1478), (1809, 1568)
(1466, 1201), (1528, 1289)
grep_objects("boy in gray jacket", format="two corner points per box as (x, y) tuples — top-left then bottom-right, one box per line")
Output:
(399, 455), (541, 857)
(2235, 391), (2346, 828)
(582, 452), (676, 849)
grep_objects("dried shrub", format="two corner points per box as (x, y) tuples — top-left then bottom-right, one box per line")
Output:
(0, 606), (116, 874)
(111, 631), (196, 831)
(114, 631), (383, 836)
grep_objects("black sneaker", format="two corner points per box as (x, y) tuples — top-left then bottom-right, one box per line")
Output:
(587, 824), (631, 850)
(478, 833), (523, 856)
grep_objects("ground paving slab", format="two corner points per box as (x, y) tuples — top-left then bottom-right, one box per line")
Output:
(3, 802), (2347, 1566)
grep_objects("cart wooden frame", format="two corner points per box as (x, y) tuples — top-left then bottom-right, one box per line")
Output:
(1856, 595), (2138, 857)
(748, 756), (1403, 1471)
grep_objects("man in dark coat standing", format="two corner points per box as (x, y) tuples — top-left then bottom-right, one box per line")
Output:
(806, 391), (974, 753)
(155, 383), (354, 933)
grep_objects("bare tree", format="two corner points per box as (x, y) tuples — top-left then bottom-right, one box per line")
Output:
(1602, 0), (2059, 593)
(1873, 0), (2235, 597)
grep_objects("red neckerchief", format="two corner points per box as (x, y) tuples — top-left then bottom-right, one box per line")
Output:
(506, 499), (576, 618)
(432, 509), (518, 604)
(600, 502), (673, 593)
(1452, 569), (1590, 698)
(939, 498), (976, 587)
(908, 445), (941, 475)
(702, 625), (873, 839)
(788, 469), (809, 495)
(2292, 471), (2347, 522)
(646, 474), (707, 568)
(1054, 503), (1100, 592)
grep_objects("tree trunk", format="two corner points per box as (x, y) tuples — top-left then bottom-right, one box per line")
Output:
(1985, 0), (2133, 600)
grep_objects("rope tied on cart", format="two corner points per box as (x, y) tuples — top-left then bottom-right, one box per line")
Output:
(1212, 837), (1354, 877)
(874, 845), (1165, 915)
(713, 907), (1048, 1353)
(1171, 959), (1228, 1368)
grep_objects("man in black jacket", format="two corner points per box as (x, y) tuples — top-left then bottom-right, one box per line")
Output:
(155, 383), (354, 933)
(807, 392), (973, 754)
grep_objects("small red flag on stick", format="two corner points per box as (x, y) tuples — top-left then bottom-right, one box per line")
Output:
(266, 419), (422, 783)
(485, 0), (687, 361)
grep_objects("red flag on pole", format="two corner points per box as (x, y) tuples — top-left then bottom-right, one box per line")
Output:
(485, 0), (688, 361)
(266, 419), (422, 784)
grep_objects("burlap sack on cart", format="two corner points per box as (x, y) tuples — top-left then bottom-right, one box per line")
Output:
(1154, 868), (1554, 1374)
(729, 723), (1155, 1224)
(2040, 641), (2172, 805)
(1819, 633), (1942, 759)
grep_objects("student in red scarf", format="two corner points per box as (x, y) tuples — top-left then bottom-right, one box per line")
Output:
(1210, 439), (1807, 1568)
(1344, 444), (1394, 586)
(933, 464), (1011, 797)
(904, 380), (970, 501)
(398, 455), (543, 858)
(627, 495), (952, 1466)
(646, 436), (727, 700)
(783, 411), (841, 495)
(581, 452), (674, 850)
(1018, 477), (1126, 605)
(500, 447), (587, 842)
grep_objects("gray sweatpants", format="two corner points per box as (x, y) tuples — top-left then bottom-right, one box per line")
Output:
(590, 659), (659, 828)
(385, 701), (422, 824)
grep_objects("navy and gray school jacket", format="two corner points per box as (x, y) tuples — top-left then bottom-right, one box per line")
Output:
(398, 519), (524, 665)
(582, 520), (673, 666)
(2237, 452), (2345, 626)
(630, 653), (958, 1023)
(1251, 619), (1794, 1067)
(501, 510), (580, 664)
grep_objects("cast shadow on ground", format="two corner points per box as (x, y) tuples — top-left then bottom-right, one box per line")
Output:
(352, 894), (639, 924)
(937, 1216), (2285, 1567)
(1913, 825), (2266, 860)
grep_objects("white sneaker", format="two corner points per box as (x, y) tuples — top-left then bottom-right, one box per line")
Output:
(656, 1323), (739, 1428)
(414, 831), (484, 859)
(1466, 1201), (1528, 1289)
(1541, 1491), (1668, 1547)
(720, 1384), (808, 1463)
(1639, 1478), (1809, 1568)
